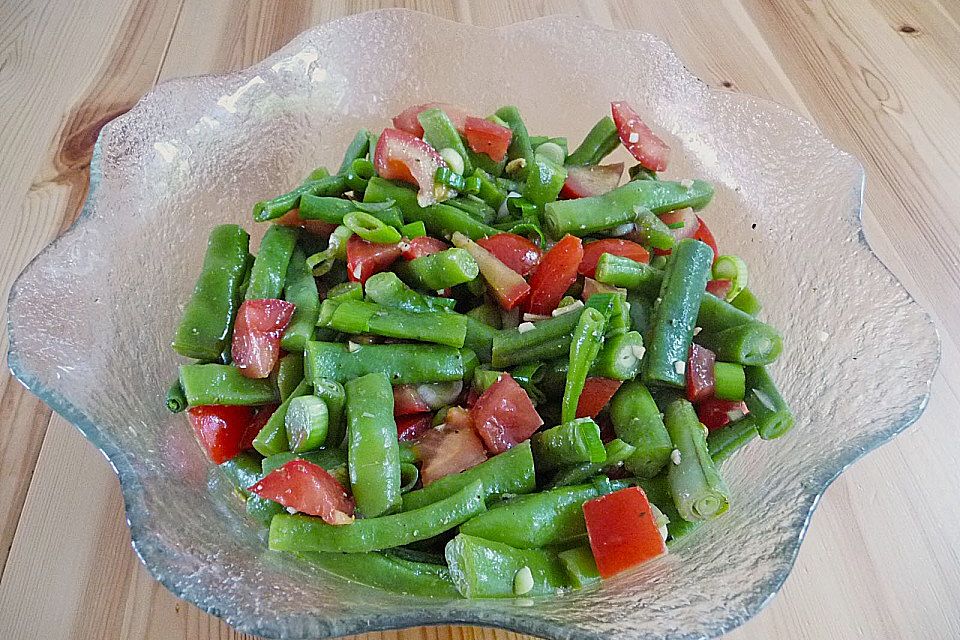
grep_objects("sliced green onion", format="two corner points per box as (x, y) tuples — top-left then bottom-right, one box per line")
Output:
(730, 286), (762, 316)
(343, 211), (402, 244)
(463, 175), (482, 195)
(435, 165), (467, 191)
(535, 141), (566, 166)
(713, 255), (748, 301)
(400, 463), (420, 493)
(285, 395), (329, 453)
(440, 148), (465, 175)
(350, 158), (376, 180)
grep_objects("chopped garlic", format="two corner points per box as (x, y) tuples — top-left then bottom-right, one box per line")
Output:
(674, 360), (686, 375)
(627, 132), (640, 144)
(630, 344), (646, 359)
(513, 566), (534, 595)
(347, 341), (361, 352)
(505, 157), (527, 174)
(551, 300), (584, 317)
(693, 326), (702, 336)
(352, 263), (363, 280)
(671, 449), (682, 465)
(398, 241), (411, 252)
(286, 507), (298, 515)
(680, 178), (694, 189)
(523, 313), (551, 322)
(517, 322), (536, 334)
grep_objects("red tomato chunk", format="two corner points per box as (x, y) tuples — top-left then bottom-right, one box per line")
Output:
(583, 486), (667, 578)
(187, 405), (255, 464)
(471, 374), (543, 454)
(249, 459), (355, 525)
(231, 299), (295, 379)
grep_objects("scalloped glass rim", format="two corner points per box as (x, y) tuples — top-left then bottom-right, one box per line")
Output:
(6, 9), (939, 640)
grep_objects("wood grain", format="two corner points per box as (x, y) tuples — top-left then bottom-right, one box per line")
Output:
(1, 1), (959, 639)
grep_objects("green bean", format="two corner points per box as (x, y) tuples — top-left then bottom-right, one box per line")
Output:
(395, 248), (479, 291)
(252, 175), (348, 222)
(338, 129), (370, 174)
(548, 439), (636, 488)
(270, 480), (485, 553)
(179, 364), (278, 407)
(400, 220), (427, 238)
(172, 225), (251, 360)
(590, 330), (645, 380)
(463, 314), (497, 364)
(610, 381), (673, 479)
(447, 195), (497, 224)
(470, 169), (508, 210)
(491, 307), (585, 367)
(731, 286), (762, 316)
(543, 179), (714, 238)
(363, 271), (456, 313)
(594, 253), (664, 297)
(523, 154), (567, 207)
(743, 366), (794, 439)
(697, 292), (771, 333)
(695, 322), (783, 366)
(714, 362), (746, 400)
(299, 195), (403, 228)
(557, 545), (600, 588)
(509, 362), (546, 404)
(346, 372), (402, 517)
(245, 225), (299, 300)
(444, 534), (570, 598)
(246, 493), (286, 526)
(399, 463), (420, 493)
(305, 341), (468, 385)
(402, 441), (536, 510)
(327, 300), (467, 348)
(565, 116), (619, 166)
(363, 177), (498, 240)
(218, 451), (263, 498)
(466, 302), (502, 328)
(642, 239), (714, 388)
(633, 207), (675, 250)
(636, 475), (700, 542)
(665, 399), (729, 522)
(253, 379), (310, 456)
(707, 416), (759, 464)
(351, 158), (376, 180)
(532, 418), (606, 471)
(343, 211), (402, 244)
(306, 166), (331, 181)
(494, 106), (535, 180)
(298, 550), (459, 598)
(165, 378), (188, 413)
(262, 446), (347, 475)
(419, 108), (473, 175)
(629, 164), (658, 181)
(285, 395), (329, 453)
(274, 351), (304, 402)
(627, 290), (655, 335)
(473, 368), (503, 392)
(280, 247), (320, 351)
(314, 379), (347, 448)
(562, 307), (606, 423)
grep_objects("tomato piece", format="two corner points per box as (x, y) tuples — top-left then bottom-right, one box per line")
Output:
(579, 239), (650, 278)
(610, 101), (670, 171)
(396, 413), (433, 441)
(249, 459), (355, 524)
(692, 215), (719, 259)
(686, 343), (716, 403)
(464, 116), (512, 162)
(524, 234), (584, 315)
(187, 405), (255, 464)
(417, 425), (488, 486)
(697, 398), (749, 431)
(583, 486), (667, 578)
(471, 374), (543, 454)
(576, 378), (624, 419)
(476, 233), (542, 276)
(393, 385), (430, 416)
(346, 235), (401, 284)
(401, 235), (449, 261)
(560, 163), (624, 199)
(392, 102), (470, 137)
(373, 128), (449, 206)
(453, 233), (530, 310)
(444, 406), (474, 430)
(231, 299), (296, 379)
(273, 208), (337, 236)
(242, 403), (278, 450)
(705, 279), (732, 298)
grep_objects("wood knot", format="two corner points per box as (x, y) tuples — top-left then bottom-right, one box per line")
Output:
(721, 80), (733, 88)
(899, 25), (917, 34)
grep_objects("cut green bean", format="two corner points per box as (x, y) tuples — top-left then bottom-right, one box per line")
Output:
(633, 207), (676, 250)
(524, 154), (567, 207)
(246, 225), (299, 300)
(218, 451), (263, 498)
(695, 322), (783, 366)
(285, 395), (329, 453)
(494, 106), (535, 180)
(253, 175), (348, 222)
(532, 418), (606, 471)
(470, 169), (508, 210)
(280, 247), (320, 351)
(338, 129), (370, 174)
(165, 379), (187, 413)
(305, 341), (468, 385)
(590, 330), (644, 380)
(730, 286), (762, 316)
(179, 364), (278, 407)
(274, 351), (304, 402)
(548, 439), (636, 488)
(491, 307), (585, 368)
(610, 381), (673, 478)
(327, 300), (467, 348)
(744, 366), (794, 439)
(346, 372), (401, 518)
(707, 416), (759, 464)
(363, 271), (456, 313)
(343, 211), (402, 244)
(400, 220), (427, 238)
(562, 307), (606, 423)
(395, 248), (479, 291)
(300, 550), (459, 598)
(558, 545), (600, 588)
(445, 534), (570, 598)
(314, 379), (347, 448)
(594, 253), (664, 298)
(463, 314), (497, 364)
(420, 108), (473, 175)
(713, 362), (746, 400)
(253, 379), (310, 456)
(565, 116), (619, 166)
(665, 399), (729, 522)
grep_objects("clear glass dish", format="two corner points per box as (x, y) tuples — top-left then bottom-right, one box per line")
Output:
(5, 9), (939, 640)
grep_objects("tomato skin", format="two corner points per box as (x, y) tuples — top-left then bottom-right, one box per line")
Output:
(697, 398), (749, 431)
(242, 403), (278, 450)
(396, 413), (433, 441)
(471, 374), (543, 454)
(373, 128), (448, 206)
(686, 343), (716, 403)
(273, 208), (337, 236)
(401, 236), (448, 260)
(454, 233), (530, 310)
(583, 486), (667, 578)
(346, 235), (401, 284)
(524, 234), (583, 315)
(249, 459), (355, 524)
(476, 233), (542, 276)
(187, 405), (255, 464)
(416, 425), (487, 486)
(231, 299), (296, 379)
(464, 116), (512, 162)
(392, 102), (470, 137)
(705, 279), (732, 298)
(578, 239), (650, 278)
(576, 378), (624, 419)
(692, 216), (719, 259)
(610, 101), (670, 171)
(560, 163), (624, 199)
(393, 385), (431, 416)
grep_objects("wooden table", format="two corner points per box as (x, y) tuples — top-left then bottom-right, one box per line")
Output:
(1, 1), (959, 638)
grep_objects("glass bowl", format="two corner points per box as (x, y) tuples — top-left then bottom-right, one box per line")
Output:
(6, 9), (939, 640)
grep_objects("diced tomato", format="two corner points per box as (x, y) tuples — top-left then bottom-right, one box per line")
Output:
(444, 406), (474, 430)
(346, 235), (401, 284)
(705, 279), (732, 298)
(471, 374), (543, 454)
(463, 116), (512, 162)
(576, 378), (623, 419)
(524, 235), (584, 315)
(560, 163), (624, 199)
(686, 343), (716, 403)
(610, 101), (670, 171)
(187, 405), (255, 464)
(583, 486), (667, 578)
(393, 385), (430, 416)
(231, 299), (296, 379)
(476, 233), (542, 276)
(242, 403), (278, 450)
(374, 128), (449, 206)
(579, 239), (650, 278)
(273, 208), (337, 237)
(417, 425), (487, 486)
(248, 459), (355, 525)
(396, 413), (433, 441)
(462, 387), (480, 408)
(697, 398), (749, 431)
(692, 215), (719, 259)
(401, 235), (449, 260)
(453, 233), (530, 310)
(392, 102), (470, 137)
(661, 207), (699, 243)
